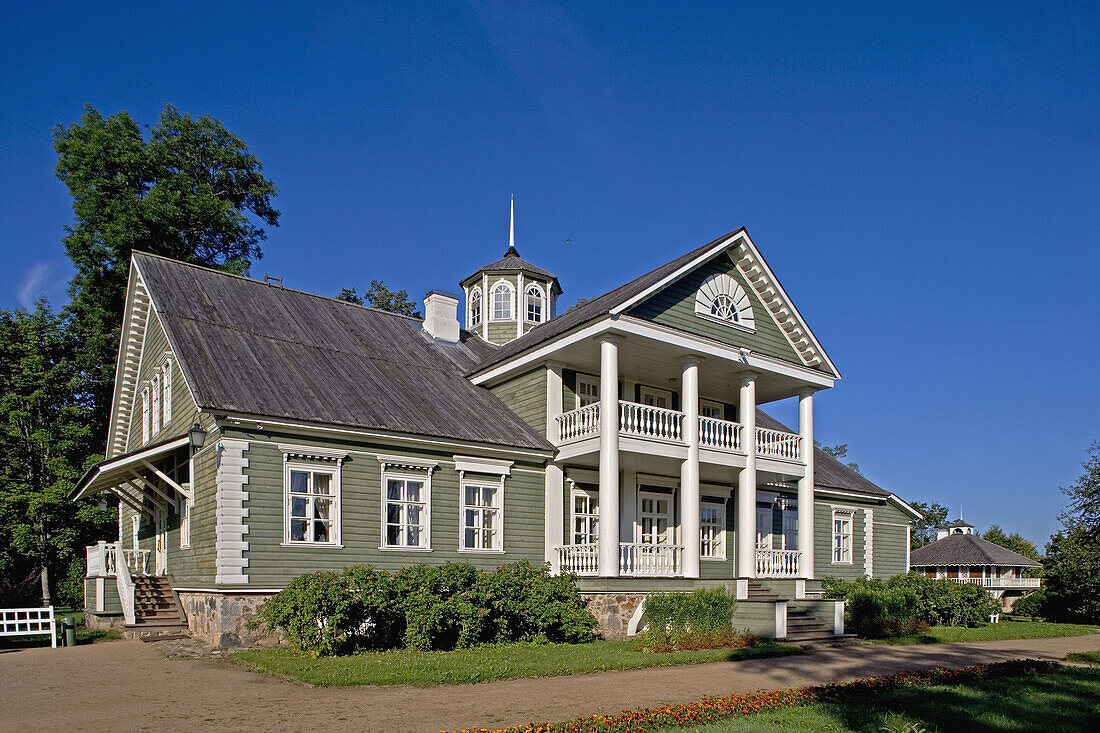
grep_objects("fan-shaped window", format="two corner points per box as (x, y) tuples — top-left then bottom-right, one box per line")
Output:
(469, 287), (483, 328)
(490, 281), (514, 321)
(525, 284), (545, 323)
(694, 273), (754, 330)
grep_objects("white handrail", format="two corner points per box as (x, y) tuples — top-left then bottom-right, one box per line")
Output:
(110, 543), (136, 625)
(556, 544), (599, 576)
(619, 542), (683, 576)
(619, 401), (684, 442)
(756, 548), (801, 577)
(699, 416), (742, 450)
(945, 577), (1041, 588)
(755, 427), (801, 461)
(85, 542), (109, 578)
(122, 548), (150, 575)
(556, 403), (601, 442)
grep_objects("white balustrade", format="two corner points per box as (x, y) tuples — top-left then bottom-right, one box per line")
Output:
(946, 577), (1041, 589)
(556, 544), (599, 576)
(619, 542), (683, 576)
(122, 548), (150, 575)
(699, 416), (742, 450)
(619, 401), (684, 442)
(756, 548), (801, 577)
(755, 427), (801, 461)
(556, 403), (601, 442)
(110, 543), (136, 625)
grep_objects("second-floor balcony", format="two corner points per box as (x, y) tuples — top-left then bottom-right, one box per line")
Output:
(555, 400), (802, 463)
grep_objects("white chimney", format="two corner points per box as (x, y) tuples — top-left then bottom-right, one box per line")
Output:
(422, 290), (460, 343)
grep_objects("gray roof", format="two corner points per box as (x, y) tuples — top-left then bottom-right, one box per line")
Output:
(909, 533), (1042, 568)
(755, 410), (891, 499)
(134, 253), (552, 452)
(945, 519), (973, 528)
(469, 230), (744, 376)
(464, 246), (559, 285)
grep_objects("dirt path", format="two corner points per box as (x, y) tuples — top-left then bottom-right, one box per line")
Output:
(2, 634), (1099, 733)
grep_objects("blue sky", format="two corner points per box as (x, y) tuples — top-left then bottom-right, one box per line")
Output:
(1, 1), (1097, 545)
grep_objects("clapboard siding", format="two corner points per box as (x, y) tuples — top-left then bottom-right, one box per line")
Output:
(489, 368), (547, 437)
(814, 496), (912, 580)
(486, 322), (516, 344)
(170, 443), (218, 585)
(626, 253), (803, 365)
(224, 428), (547, 587)
(871, 503), (912, 578)
(125, 314), (199, 454)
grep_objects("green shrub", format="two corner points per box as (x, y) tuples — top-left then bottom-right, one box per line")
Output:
(258, 571), (358, 655)
(642, 588), (741, 651)
(1010, 588), (1047, 618)
(846, 587), (923, 638)
(476, 560), (597, 644)
(343, 565), (404, 649)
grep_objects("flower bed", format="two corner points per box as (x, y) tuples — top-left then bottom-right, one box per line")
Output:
(448, 659), (1057, 733)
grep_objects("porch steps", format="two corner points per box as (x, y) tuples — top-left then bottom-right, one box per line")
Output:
(745, 581), (780, 602)
(123, 576), (190, 642)
(749, 580), (856, 647)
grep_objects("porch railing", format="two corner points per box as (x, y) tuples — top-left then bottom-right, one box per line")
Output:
(946, 577), (1041, 589)
(755, 427), (801, 461)
(111, 543), (136, 625)
(699, 416), (742, 450)
(756, 548), (801, 577)
(619, 401), (684, 442)
(122, 549), (151, 575)
(556, 403), (601, 442)
(557, 543), (599, 576)
(619, 542), (683, 576)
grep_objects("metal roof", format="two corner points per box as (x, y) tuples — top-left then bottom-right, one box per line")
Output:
(909, 533), (1042, 567)
(133, 253), (552, 452)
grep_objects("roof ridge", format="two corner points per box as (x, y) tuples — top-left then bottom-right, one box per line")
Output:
(132, 251), (424, 323)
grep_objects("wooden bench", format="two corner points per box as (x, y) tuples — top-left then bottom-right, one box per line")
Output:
(0, 606), (57, 648)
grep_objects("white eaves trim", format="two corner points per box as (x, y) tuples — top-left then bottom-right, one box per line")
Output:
(453, 456), (513, 476)
(814, 487), (923, 520)
(277, 443), (349, 464)
(72, 436), (191, 501)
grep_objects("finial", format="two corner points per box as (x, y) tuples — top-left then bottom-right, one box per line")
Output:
(505, 195), (520, 257)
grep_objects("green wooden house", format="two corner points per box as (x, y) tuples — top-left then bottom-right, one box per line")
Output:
(73, 225), (919, 645)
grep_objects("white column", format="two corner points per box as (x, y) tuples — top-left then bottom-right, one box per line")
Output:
(680, 357), (701, 578)
(736, 373), (758, 578)
(545, 363), (565, 570)
(797, 389), (815, 580)
(598, 336), (621, 577)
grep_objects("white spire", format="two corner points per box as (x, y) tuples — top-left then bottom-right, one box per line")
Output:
(509, 195), (515, 251)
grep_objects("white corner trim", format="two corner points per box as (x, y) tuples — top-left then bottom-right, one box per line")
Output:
(863, 508), (874, 577)
(278, 443), (349, 464)
(453, 455), (513, 476)
(215, 439), (250, 584)
(376, 454), (439, 472)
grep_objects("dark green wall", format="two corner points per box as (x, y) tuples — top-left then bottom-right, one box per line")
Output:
(125, 315), (199, 453)
(489, 368), (547, 437)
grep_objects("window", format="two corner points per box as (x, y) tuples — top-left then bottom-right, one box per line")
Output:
(832, 510), (853, 563)
(638, 493), (672, 545)
(461, 482), (502, 551)
(490, 281), (513, 321)
(285, 466), (339, 544)
(571, 489), (599, 544)
(711, 294), (738, 321)
(700, 399), (724, 419)
(469, 287), (482, 328)
(384, 476), (427, 548)
(151, 374), (161, 436)
(141, 386), (151, 444)
(700, 502), (725, 559)
(180, 498), (191, 548)
(131, 514), (140, 551)
(577, 375), (600, 408)
(640, 386), (672, 408)
(782, 509), (798, 550)
(694, 272), (755, 329)
(525, 284), (544, 323)
(162, 359), (173, 425)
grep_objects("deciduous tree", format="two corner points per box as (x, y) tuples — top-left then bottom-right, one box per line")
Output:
(336, 280), (421, 318)
(909, 501), (949, 549)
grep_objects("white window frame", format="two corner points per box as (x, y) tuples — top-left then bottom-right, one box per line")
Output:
(700, 399), (724, 419)
(150, 374), (161, 437)
(381, 471), (432, 550)
(283, 462), (341, 546)
(576, 374), (600, 408)
(832, 508), (855, 564)
(700, 500), (725, 560)
(570, 487), (599, 545)
(459, 477), (505, 553)
(162, 357), (173, 426)
(489, 280), (514, 321)
(524, 283), (545, 324)
(179, 497), (191, 549)
(140, 386), (151, 444)
(468, 286), (483, 329)
(640, 385), (673, 409)
(131, 513), (140, 551)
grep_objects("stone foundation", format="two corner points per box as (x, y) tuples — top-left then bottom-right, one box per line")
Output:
(177, 591), (284, 647)
(83, 612), (126, 631)
(581, 592), (646, 638)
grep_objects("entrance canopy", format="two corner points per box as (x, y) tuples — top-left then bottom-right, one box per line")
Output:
(70, 436), (192, 516)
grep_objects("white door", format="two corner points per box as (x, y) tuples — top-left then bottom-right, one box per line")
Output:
(782, 511), (798, 550)
(756, 506), (773, 549)
(637, 492), (674, 574)
(155, 508), (168, 575)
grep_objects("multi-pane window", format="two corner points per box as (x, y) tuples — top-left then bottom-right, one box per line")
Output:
(151, 375), (161, 436)
(710, 293), (739, 322)
(491, 281), (513, 320)
(525, 284), (544, 323)
(469, 288), (482, 328)
(832, 510), (853, 563)
(700, 503), (725, 559)
(384, 476), (427, 548)
(572, 490), (599, 544)
(141, 387), (151, 444)
(639, 494), (671, 545)
(162, 359), (173, 425)
(286, 468), (338, 544)
(700, 400), (724, 419)
(462, 482), (501, 551)
(180, 498), (191, 548)
(577, 376), (600, 408)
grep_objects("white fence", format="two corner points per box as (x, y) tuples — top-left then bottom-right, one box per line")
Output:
(0, 606), (56, 648)
(557, 543), (599, 576)
(947, 577), (1041, 589)
(619, 401), (684, 442)
(699, 416), (742, 450)
(619, 542), (683, 576)
(756, 548), (801, 577)
(755, 427), (801, 461)
(556, 403), (601, 442)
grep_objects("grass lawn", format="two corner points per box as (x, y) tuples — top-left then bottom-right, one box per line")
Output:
(1066, 650), (1100, 665)
(230, 639), (800, 687)
(870, 619), (1099, 645)
(0, 608), (120, 650)
(650, 664), (1100, 732)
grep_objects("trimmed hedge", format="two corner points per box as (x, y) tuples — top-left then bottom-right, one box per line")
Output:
(642, 587), (746, 651)
(259, 561), (597, 655)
